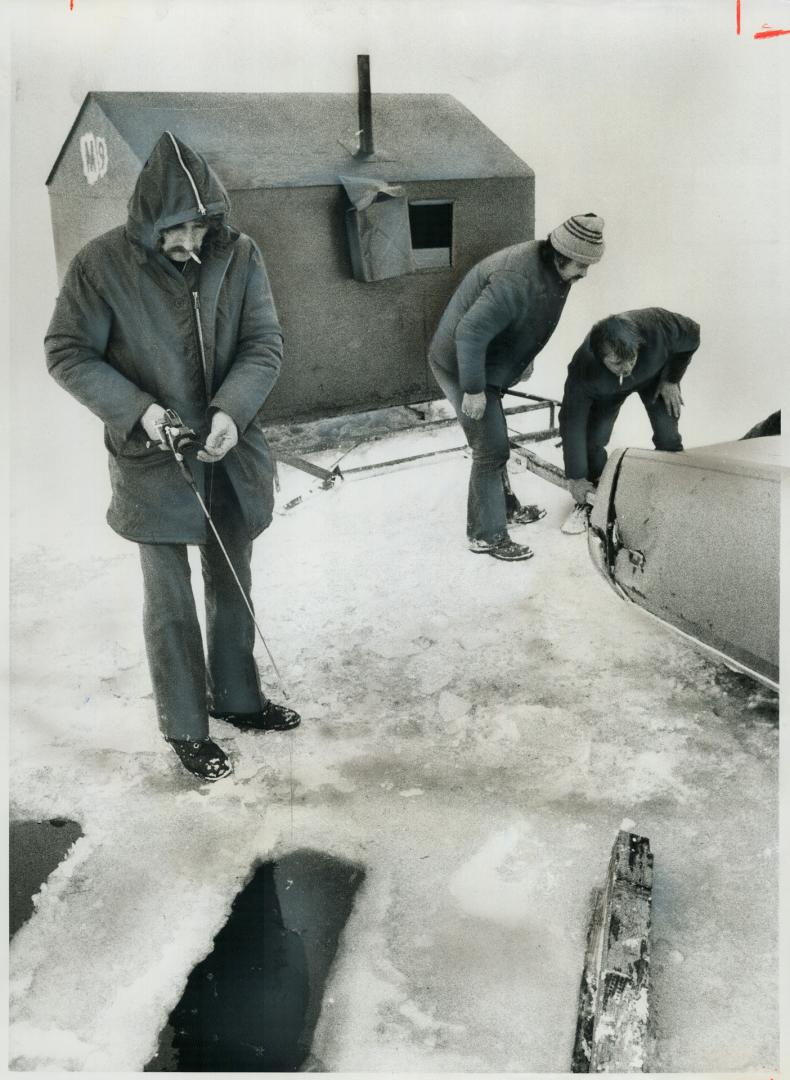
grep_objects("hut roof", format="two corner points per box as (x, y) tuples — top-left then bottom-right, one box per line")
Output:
(47, 91), (533, 190)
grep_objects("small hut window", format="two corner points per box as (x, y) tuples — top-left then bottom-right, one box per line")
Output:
(408, 200), (453, 269)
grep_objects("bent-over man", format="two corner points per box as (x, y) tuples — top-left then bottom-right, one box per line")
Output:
(45, 131), (300, 782)
(429, 214), (605, 561)
(559, 307), (700, 533)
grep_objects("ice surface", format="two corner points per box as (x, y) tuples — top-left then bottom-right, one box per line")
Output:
(9, 417), (779, 1072)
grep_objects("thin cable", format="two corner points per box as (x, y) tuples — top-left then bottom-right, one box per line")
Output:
(328, 435), (370, 471)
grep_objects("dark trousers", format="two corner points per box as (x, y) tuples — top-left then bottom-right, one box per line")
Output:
(563, 386), (683, 483)
(430, 362), (521, 544)
(138, 467), (263, 740)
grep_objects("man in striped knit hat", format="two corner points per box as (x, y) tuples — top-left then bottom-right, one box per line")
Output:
(429, 213), (605, 561)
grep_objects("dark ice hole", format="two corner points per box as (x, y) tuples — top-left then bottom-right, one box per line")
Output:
(145, 850), (365, 1072)
(8, 818), (83, 939)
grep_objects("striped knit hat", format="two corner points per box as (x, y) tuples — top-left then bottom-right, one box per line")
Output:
(549, 213), (605, 265)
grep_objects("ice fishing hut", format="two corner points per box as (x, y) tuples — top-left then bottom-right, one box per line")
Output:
(46, 85), (535, 421)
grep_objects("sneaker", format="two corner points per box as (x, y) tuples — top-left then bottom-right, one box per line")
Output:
(469, 537), (534, 561)
(561, 503), (591, 535)
(166, 737), (233, 781)
(507, 503), (547, 526)
(210, 700), (302, 732)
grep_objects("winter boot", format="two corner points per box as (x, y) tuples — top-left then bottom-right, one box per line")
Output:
(166, 737), (233, 781)
(210, 700), (302, 732)
(469, 536), (534, 561)
(561, 503), (591, 535)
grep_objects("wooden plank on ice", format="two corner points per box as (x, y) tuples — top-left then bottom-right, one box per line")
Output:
(571, 830), (653, 1072)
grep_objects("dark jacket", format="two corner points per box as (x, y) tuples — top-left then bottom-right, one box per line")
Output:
(561, 307), (700, 480)
(428, 241), (571, 394)
(45, 132), (283, 543)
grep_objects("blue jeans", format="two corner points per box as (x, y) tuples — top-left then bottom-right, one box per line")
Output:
(138, 466), (263, 740)
(430, 362), (513, 544)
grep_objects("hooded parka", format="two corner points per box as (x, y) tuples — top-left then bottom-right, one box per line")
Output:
(45, 131), (283, 544)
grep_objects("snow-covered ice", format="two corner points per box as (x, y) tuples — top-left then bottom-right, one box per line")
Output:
(9, 413), (779, 1072)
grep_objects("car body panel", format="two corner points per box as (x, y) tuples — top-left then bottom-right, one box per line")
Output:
(587, 437), (780, 689)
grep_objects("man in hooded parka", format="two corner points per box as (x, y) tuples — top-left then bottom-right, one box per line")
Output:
(45, 131), (300, 782)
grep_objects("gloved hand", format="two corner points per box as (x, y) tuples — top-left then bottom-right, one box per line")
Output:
(461, 391), (487, 421)
(140, 403), (169, 450)
(568, 477), (596, 505)
(655, 381), (684, 418)
(197, 410), (239, 462)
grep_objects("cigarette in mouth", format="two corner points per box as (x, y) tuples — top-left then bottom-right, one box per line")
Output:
(189, 251), (202, 265)
(619, 374), (623, 386)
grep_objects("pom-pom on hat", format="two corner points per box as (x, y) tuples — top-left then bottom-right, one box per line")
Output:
(550, 213), (605, 265)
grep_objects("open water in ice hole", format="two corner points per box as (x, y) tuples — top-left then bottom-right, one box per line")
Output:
(145, 850), (365, 1072)
(8, 819), (84, 939)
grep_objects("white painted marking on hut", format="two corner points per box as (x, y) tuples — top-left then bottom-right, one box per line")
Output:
(79, 133), (108, 186)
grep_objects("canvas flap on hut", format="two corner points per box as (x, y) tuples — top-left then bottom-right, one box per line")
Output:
(47, 91), (535, 421)
(339, 175), (416, 282)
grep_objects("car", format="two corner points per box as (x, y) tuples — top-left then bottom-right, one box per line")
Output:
(586, 436), (781, 690)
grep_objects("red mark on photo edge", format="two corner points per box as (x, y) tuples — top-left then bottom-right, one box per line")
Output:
(739, 0), (790, 37)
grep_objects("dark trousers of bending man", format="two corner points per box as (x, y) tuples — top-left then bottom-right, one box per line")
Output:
(559, 306), (699, 534)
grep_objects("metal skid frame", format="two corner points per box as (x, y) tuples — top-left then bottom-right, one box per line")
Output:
(273, 391), (567, 510)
